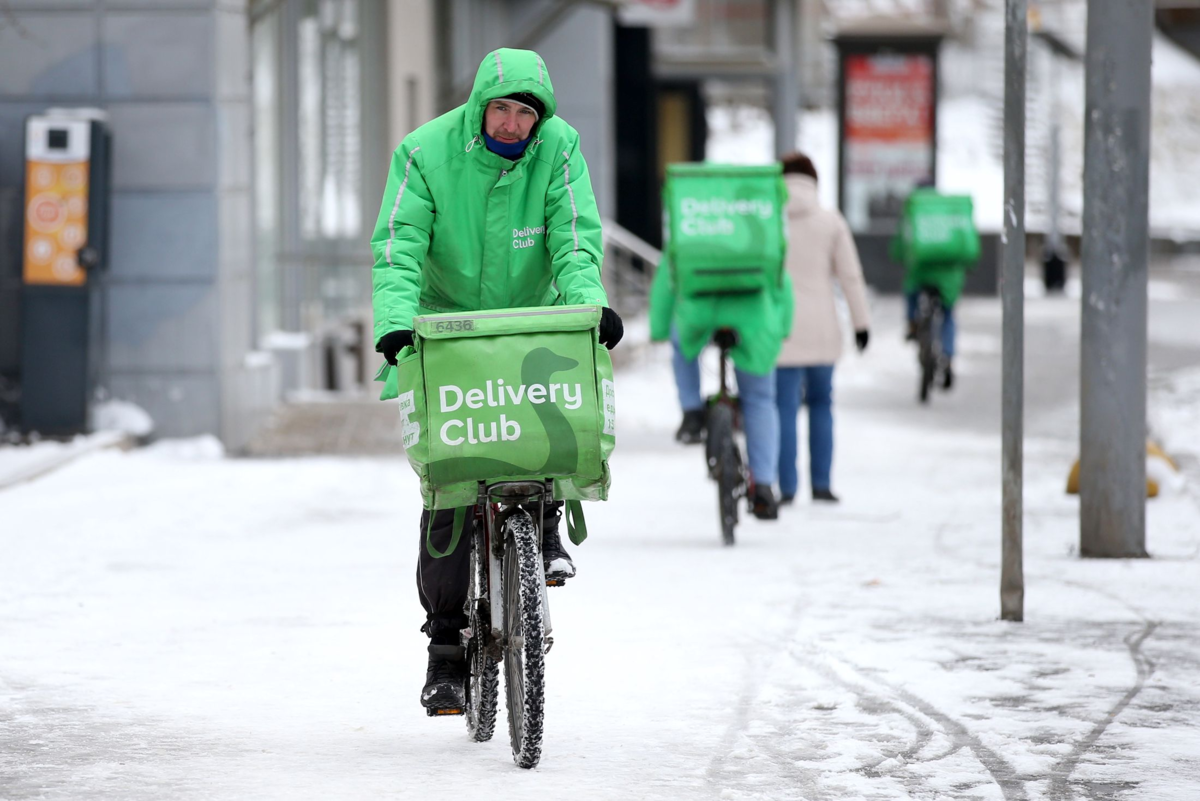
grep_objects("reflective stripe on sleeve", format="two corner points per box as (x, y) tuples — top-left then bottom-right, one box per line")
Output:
(385, 146), (421, 268)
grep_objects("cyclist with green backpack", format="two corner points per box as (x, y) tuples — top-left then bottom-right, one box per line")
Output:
(650, 164), (793, 521)
(889, 180), (980, 389)
(370, 48), (622, 714)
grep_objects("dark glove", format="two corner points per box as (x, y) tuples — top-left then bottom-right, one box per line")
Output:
(376, 330), (414, 366)
(599, 307), (624, 350)
(855, 329), (870, 353)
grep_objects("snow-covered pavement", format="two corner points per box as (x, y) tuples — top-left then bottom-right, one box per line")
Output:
(2, 291), (1199, 800)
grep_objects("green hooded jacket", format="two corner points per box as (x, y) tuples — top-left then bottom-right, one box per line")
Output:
(370, 48), (609, 345)
(649, 259), (793, 377)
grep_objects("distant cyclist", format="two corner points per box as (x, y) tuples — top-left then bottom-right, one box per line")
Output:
(369, 48), (623, 714)
(889, 179), (979, 388)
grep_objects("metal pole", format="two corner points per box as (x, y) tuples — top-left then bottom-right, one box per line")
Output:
(1001, 0), (1026, 622)
(1080, 0), (1152, 559)
(772, 0), (799, 158)
(1048, 53), (1061, 256)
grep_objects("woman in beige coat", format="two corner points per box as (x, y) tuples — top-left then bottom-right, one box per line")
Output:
(776, 154), (871, 504)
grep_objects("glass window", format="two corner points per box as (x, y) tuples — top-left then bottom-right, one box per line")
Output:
(253, 7), (282, 337)
(298, 0), (362, 242)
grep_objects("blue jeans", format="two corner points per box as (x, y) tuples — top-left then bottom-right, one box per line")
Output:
(775, 365), (834, 496)
(905, 292), (957, 358)
(671, 334), (779, 486)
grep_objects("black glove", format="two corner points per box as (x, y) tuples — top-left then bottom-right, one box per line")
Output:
(376, 330), (414, 366)
(599, 307), (624, 350)
(855, 329), (870, 353)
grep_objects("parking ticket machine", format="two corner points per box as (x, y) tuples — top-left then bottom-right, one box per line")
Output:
(20, 109), (111, 436)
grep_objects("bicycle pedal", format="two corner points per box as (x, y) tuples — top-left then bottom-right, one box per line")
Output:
(426, 707), (465, 717)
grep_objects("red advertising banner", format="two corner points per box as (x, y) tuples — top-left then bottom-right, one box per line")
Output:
(842, 52), (936, 233)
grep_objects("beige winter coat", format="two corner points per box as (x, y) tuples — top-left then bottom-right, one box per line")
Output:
(778, 175), (871, 366)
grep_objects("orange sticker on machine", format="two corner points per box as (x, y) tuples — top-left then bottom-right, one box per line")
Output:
(23, 159), (89, 286)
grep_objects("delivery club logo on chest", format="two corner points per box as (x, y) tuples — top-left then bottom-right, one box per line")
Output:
(513, 224), (545, 250)
(437, 379), (583, 445)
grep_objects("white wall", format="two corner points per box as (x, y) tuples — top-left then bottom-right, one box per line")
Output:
(386, 0), (437, 149)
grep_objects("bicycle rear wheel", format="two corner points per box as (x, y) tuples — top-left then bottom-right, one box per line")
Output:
(502, 510), (546, 769)
(464, 529), (499, 743)
(708, 402), (738, 546)
(917, 294), (940, 404)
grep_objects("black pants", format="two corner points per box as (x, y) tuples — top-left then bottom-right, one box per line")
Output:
(417, 501), (561, 638)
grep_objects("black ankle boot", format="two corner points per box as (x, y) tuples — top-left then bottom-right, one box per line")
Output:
(421, 643), (467, 714)
(750, 484), (779, 520)
(675, 409), (705, 444)
(541, 522), (576, 581)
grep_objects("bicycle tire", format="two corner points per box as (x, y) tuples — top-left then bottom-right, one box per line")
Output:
(464, 530), (499, 743)
(708, 403), (738, 546)
(916, 293), (938, 404)
(502, 510), (546, 769)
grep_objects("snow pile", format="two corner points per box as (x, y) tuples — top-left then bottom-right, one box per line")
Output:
(93, 399), (154, 438)
(143, 435), (226, 461)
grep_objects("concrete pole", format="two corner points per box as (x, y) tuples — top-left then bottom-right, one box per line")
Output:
(772, 0), (799, 158)
(1001, 0), (1026, 622)
(1080, 0), (1152, 559)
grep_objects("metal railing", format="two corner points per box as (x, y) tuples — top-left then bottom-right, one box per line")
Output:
(600, 217), (660, 320)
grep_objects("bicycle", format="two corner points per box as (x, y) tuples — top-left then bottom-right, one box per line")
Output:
(462, 478), (558, 769)
(704, 328), (748, 546)
(914, 286), (945, 404)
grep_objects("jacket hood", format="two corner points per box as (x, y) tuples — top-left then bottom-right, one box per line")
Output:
(785, 174), (819, 217)
(466, 48), (558, 147)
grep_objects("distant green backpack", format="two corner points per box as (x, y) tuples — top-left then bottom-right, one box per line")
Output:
(375, 305), (615, 515)
(899, 190), (981, 265)
(663, 163), (787, 296)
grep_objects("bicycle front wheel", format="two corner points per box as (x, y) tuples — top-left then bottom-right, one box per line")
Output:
(502, 510), (546, 769)
(708, 403), (738, 546)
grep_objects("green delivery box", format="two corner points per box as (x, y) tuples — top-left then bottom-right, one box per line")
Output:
(378, 305), (616, 512)
(663, 163), (787, 296)
(900, 190), (981, 265)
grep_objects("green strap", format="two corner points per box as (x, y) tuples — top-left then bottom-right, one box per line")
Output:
(426, 506), (468, 559)
(566, 499), (587, 546)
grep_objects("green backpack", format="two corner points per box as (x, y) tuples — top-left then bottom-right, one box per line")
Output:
(375, 305), (615, 519)
(663, 163), (787, 296)
(899, 190), (981, 265)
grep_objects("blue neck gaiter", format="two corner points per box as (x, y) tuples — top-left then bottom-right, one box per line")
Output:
(483, 131), (531, 159)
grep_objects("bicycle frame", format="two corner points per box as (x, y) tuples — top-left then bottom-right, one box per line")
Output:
(475, 480), (555, 653)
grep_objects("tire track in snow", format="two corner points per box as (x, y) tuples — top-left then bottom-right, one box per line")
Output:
(704, 594), (829, 800)
(1042, 581), (1160, 801)
(794, 647), (1029, 801)
(705, 595), (980, 799)
(932, 523), (1164, 799)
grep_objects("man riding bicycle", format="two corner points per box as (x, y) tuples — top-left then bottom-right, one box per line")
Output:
(648, 164), (793, 522)
(889, 180), (979, 389)
(370, 48), (623, 714)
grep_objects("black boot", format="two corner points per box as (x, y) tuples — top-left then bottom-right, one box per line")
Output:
(675, 409), (705, 444)
(422, 644), (467, 714)
(750, 484), (779, 520)
(941, 358), (954, 390)
(420, 617), (467, 715)
(812, 488), (840, 503)
(541, 511), (576, 582)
